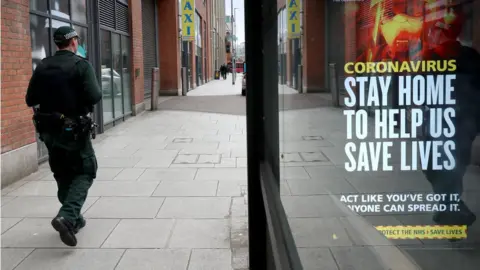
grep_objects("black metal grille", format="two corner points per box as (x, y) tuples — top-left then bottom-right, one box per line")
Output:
(142, 0), (157, 99)
(116, 2), (129, 33)
(99, 0), (115, 29)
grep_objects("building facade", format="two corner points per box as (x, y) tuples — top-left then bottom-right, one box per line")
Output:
(278, 0), (480, 94)
(0, 0), (225, 186)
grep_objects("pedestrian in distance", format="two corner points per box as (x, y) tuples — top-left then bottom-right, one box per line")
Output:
(25, 26), (102, 247)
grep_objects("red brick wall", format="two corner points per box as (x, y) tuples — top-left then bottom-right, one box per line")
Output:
(159, 0), (181, 91)
(303, 0), (325, 92)
(1, 0), (36, 154)
(128, 0), (144, 105)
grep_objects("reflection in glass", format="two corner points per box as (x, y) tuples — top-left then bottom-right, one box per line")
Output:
(30, 0), (48, 13)
(30, 15), (50, 71)
(276, 0), (480, 269)
(100, 30), (114, 124)
(122, 35), (132, 114)
(49, 0), (70, 20)
(112, 33), (124, 118)
(71, 0), (87, 24)
(72, 24), (87, 58)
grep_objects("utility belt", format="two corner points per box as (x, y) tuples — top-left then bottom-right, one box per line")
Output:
(32, 110), (98, 140)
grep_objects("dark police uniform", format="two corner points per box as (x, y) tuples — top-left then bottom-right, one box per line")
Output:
(421, 12), (480, 232)
(25, 26), (102, 246)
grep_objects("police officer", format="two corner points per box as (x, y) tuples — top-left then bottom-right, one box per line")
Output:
(25, 26), (102, 246)
(421, 7), (480, 233)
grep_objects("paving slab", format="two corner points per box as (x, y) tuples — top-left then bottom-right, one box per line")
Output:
(115, 249), (190, 270)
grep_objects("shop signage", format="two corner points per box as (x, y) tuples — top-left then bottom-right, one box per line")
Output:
(181, 0), (195, 41)
(287, 0), (300, 39)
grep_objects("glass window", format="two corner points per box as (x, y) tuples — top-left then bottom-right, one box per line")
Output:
(112, 33), (124, 118)
(30, 14), (50, 70)
(277, 0), (480, 268)
(122, 35), (132, 114)
(72, 24), (87, 58)
(30, 0), (48, 13)
(195, 12), (202, 47)
(71, 0), (87, 24)
(100, 30), (114, 124)
(49, 0), (70, 20)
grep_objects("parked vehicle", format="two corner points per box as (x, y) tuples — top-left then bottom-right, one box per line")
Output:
(101, 68), (122, 97)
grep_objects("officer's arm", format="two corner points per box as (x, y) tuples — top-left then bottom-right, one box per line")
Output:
(80, 61), (102, 105)
(25, 66), (43, 107)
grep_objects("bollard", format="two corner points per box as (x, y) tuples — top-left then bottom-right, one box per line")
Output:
(297, 64), (303, 93)
(329, 63), (340, 107)
(150, 67), (159, 110)
(181, 67), (188, 96)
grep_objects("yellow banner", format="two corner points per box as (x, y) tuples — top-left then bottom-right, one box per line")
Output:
(181, 0), (195, 41)
(375, 225), (468, 240)
(287, 0), (300, 39)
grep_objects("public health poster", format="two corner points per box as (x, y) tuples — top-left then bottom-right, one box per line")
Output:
(334, 0), (478, 242)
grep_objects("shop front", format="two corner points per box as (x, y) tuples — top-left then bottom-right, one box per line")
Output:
(29, 0), (133, 162)
(29, 0), (90, 162)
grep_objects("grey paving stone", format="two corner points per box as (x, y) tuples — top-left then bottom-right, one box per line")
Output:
(1, 248), (34, 270)
(112, 168), (146, 181)
(1, 218), (22, 234)
(403, 247), (480, 270)
(1, 196), (16, 206)
(13, 249), (124, 270)
(231, 197), (247, 217)
(281, 153), (304, 163)
(281, 196), (347, 218)
(102, 219), (174, 248)
(198, 154), (221, 164)
(6, 181), (57, 196)
(1, 196), (98, 218)
(288, 218), (354, 248)
(188, 249), (233, 270)
(230, 148), (247, 158)
(195, 168), (247, 181)
(84, 197), (165, 218)
(170, 163), (215, 168)
(330, 246), (392, 270)
(134, 155), (177, 168)
(173, 138), (193, 143)
(96, 157), (142, 168)
(169, 219), (230, 248)
(345, 172), (431, 193)
(280, 166), (310, 180)
(138, 168), (197, 181)
(116, 249), (190, 270)
(217, 180), (247, 196)
(173, 154), (199, 164)
(300, 152), (329, 162)
(201, 134), (230, 142)
(95, 168), (123, 180)
(232, 248), (249, 270)
(231, 217), (248, 248)
(229, 134), (246, 142)
(88, 181), (159, 196)
(153, 180), (218, 196)
(297, 248), (339, 270)
(361, 215), (422, 246)
(157, 197), (230, 218)
(236, 157), (247, 167)
(287, 179), (357, 195)
(166, 142), (218, 151)
(1, 218), (119, 248)
(304, 166), (348, 180)
(215, 157), (237, 168)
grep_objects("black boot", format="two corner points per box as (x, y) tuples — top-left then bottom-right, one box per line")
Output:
(51, 216), (77, 246)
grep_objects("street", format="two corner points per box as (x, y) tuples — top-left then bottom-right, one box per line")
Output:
(2, 78), (480, 269)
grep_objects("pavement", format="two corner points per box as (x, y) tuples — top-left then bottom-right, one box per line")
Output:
(2, 78), (480, 270)
(187, 73), (243, 96)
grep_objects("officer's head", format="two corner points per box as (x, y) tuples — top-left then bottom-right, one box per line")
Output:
(53, 26), (80, 53)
